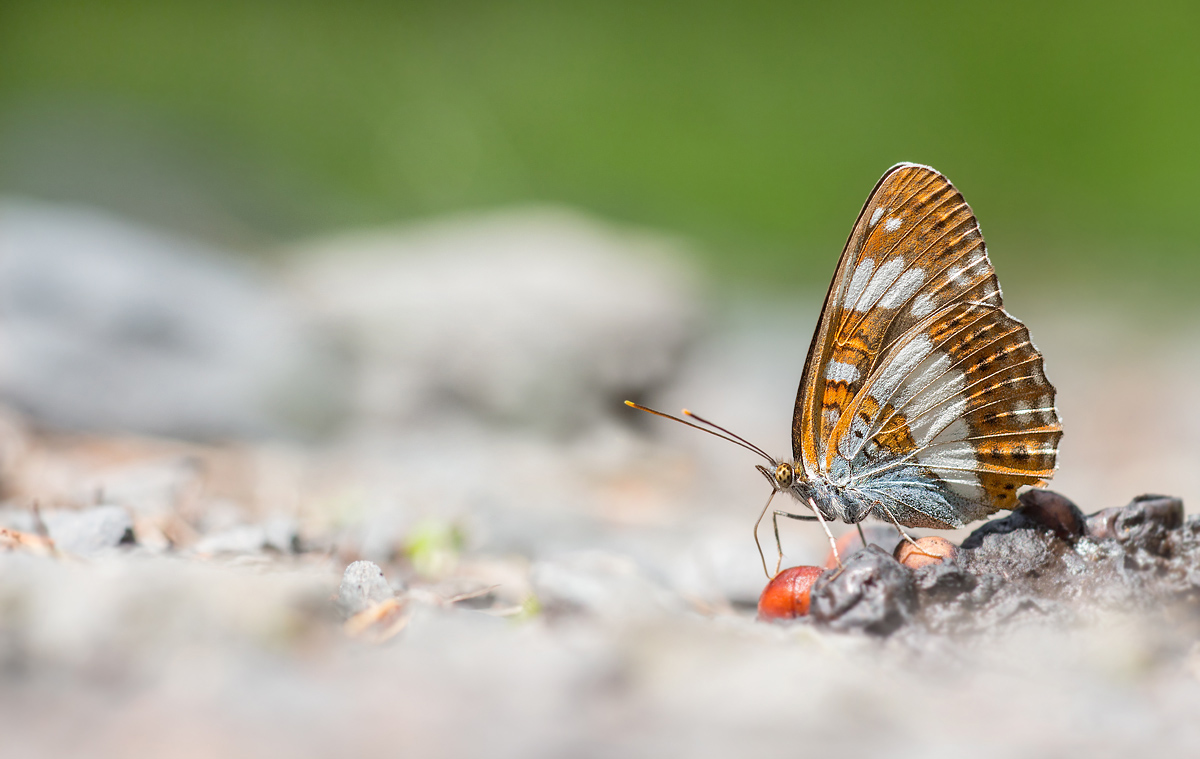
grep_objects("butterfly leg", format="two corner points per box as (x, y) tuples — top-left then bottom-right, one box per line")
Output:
(771, 511), (784, 577)
(753, 490), (778, 578)
(771, 509), (818, 576)
(874, 498), (939, 559)
(820, 520), (866, 582)
(809, 497), (842, 568)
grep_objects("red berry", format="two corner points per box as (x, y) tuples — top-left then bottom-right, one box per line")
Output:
(757, 565), (825, 621)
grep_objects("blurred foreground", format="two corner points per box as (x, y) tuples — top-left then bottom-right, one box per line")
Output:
(2, 203), (1200, 756)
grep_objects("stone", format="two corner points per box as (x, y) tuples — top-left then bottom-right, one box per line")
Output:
(286, 208), (701, 431)
(966, 572), (1004, 607)
(0, 199), (348, 439)
(337, 561), (396, 616)
(1167, 516), (1200, 590)
(1086, 495), (1184, 555)
(191, 518), (300, 556)
(810, 545), (917, 636)
(1017, 489), (1086, 541)
(900, 491), (1200, 636)
(262, 517), (301, 554)
(959, 524), (1056, 579)
(42, 505), (135, 555)
(960, 489), (1085, 551)
(912, 559), (981, 633)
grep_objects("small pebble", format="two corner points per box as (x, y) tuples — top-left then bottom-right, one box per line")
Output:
(810, 545), (916, 635)
(337, 561), (396, 617)
(1017, 489), (1085, 541)
(263, 516), (302, 553)
(1086, 494), (1184, 550)
(192, 518), (302, 556)
(43, 506), (135, 556)
(757, 566), (824, 621)
(894, 536), (957, 570)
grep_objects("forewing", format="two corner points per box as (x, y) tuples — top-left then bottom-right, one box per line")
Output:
(793, 163), (1062, 525)
(794, 164), (978, 471)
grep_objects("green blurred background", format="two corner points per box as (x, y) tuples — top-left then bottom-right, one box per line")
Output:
(1, 0), (1197, 299)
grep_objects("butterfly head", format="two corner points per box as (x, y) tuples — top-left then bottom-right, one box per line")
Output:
(756, 461), (798, 492)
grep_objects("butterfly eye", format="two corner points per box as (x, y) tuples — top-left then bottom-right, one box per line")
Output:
(774, 463), (794, 487)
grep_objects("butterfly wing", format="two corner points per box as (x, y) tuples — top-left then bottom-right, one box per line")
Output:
(793, 163), (1062, 527)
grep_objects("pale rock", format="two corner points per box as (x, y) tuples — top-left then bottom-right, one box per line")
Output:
(42, 505), (134, 555)
(0, 199), (349, 439)
(287, 208), (702, 431)
(337, 560), (396, 616)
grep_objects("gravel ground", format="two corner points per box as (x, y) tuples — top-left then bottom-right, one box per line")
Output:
(1, 204), (1199, 757)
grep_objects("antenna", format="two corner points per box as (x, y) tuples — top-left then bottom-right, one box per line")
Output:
(624, 401), (774, 464)
(681, 409), (774, 461)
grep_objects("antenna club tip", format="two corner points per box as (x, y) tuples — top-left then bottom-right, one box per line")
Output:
(623, 400), (636, 407)
(681, 408), (692, 415)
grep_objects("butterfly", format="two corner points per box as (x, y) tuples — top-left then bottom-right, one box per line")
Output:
(628, 163), (1063, 576)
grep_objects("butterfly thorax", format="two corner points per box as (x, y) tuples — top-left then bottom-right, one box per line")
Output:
(758, 461), (871, 524)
